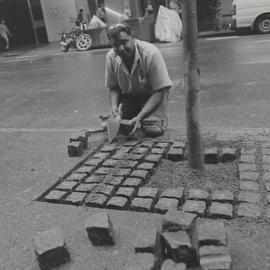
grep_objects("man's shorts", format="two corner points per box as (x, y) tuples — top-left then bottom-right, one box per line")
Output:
(119, 92), (168, 137)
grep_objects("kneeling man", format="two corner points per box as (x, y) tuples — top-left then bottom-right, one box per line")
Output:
(105, 23), (172, 136)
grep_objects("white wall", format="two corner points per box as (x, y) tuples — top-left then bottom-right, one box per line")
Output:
(40, 0), (77, 42)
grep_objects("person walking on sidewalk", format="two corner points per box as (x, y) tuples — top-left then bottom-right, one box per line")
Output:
(0, 19), (11, 50)
(105, 23), (172, 137)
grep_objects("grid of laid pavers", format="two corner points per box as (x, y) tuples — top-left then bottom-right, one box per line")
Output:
(38, 139), (270, 220)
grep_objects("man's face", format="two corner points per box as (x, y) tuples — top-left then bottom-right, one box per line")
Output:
(110, 31), (135, 60)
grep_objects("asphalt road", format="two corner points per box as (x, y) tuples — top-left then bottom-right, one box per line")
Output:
(0, 33), (270, 132)
(0, 34), (270, 270)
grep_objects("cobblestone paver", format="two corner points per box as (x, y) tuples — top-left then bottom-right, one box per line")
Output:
(38, 139), (270, 221)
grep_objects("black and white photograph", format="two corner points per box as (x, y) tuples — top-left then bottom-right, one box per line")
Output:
(1, 0), (270, 269)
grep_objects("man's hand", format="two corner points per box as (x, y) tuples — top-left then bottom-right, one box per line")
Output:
(112, 103), (122, 117)
(129, 116), (142, 135)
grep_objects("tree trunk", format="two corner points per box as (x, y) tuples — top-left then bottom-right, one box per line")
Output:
(182, 0), (204, 170)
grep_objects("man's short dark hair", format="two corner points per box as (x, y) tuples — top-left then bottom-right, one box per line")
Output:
(107, 22), (133, 40)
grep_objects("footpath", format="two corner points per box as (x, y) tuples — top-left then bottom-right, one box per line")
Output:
(0, 30), (234, 60)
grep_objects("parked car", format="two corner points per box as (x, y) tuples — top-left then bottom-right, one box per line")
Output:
(232, 0), (270, 34)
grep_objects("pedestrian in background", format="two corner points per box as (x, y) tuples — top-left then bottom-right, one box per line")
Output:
(169, 0), (182, 19)
(0, 19), (11, 50)
(97, 3), (107, 23)
(76, 7), (86, 26)
(105, 23), (172, 137)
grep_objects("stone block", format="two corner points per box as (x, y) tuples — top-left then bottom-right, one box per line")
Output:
(161, 231), (196, 265)
(100, 145), (116, 153)
(204, 148), (219, 164)
(238, 163), (257, 172)
(154, 198), (179, 214)
(93, 152), (110, 160)
(137, 187), (159, 199)
(118, 160), (139, 169)
(122, 177), (143, 188)
(162, 210), (196, 233)
(95, 167), (112, 176)
(264, 164), (270, 172)
(66, 172), (88, 182)
(123, 140), (140, 147)
(133, 147), (150, 155)
(265, 208), (270, 219)
(55, 181), (78, 191)
(103, 176), (124, 186)
(240, 154), (255, 164)
(139, 141), (155, 148)
(123, 253), (155, 270)
(106, 196), (129, 209)
(265, 182), (270, 192)
(130, 197), (154, 212)
(44, 190), (67, 202)
(112, 152), (144, 161)
(239, 181), (259, 191)
(161, 188), (184, 201)
(188, 188), (209, 201)
(92, 184), (115, 196)
(151, 147), (167, 155)
(84, 158), (104, 167)
(211, 190), (234, 204)
(182, 200), (206, 216)
(144, 154), (163, 164)
(200, 253), (232, 270)
(237, 191), (260, 203)
(161, 260), (187, 270)
(33, 228), (70, 270)
(134, 229), (159, 253)
(239, 171), (259, 181)
(75, 183), (97, 193)
(155, 142), (170, 149)
(84, 175), (104, 184)
(85, 212), (115, 245)
(102, 159), (118, 168)
(137, 162), (156, 172)
(266, 193), (270, 204)
(208, 203), (233, 219)
(167, 148), (185, 162)
(262, 148), (270, 155)
(171, 141), (186, 149)
(63, 192), (86, 205)
(219, 148), (237, 162)
(263, 155), (270, 164)
(116, 187), (137, 200)
(193, 219), (227, 251)
(112, 168), (132, 177)
(75, 165), (96, 175)
(237, 203), (262, 218)
(85, 193), (108, 207)
(241, 148), (256, 155)
(130, 170), (150, 180)
(67, 141), (84, 157)
(263, 172), (270, 182)
(199, 245), (230, 258)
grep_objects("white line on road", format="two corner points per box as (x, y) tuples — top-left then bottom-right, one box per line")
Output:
(206, 36), (239, 41)
(254, 39), (270, 43)
(15, 55), (38, 59)
(237, 59), (270, 65)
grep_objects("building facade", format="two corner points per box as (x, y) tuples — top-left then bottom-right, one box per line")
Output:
(0, 0), (233, 46)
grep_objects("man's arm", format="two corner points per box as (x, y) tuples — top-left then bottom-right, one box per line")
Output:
(129, 87), (169, 134)
(110, 88), (121, 116)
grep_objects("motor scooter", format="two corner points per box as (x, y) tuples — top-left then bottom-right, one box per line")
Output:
(60, 21), (92, 52)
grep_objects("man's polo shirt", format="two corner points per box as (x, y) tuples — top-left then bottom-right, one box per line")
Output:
(105, 39), (172, 96)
